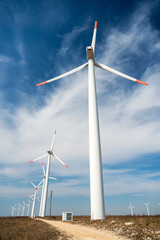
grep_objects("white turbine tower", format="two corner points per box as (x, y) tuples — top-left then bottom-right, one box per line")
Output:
(39, 162), (59, 217)
(128, 202), (134, 216)
(29, 180), (43, 218)
(144, 202), (150, 216)
(36, 21), (148, 220)
(29, 130), (68, 217)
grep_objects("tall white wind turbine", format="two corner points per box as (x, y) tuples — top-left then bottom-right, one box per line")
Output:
(36, 21), (148, 220)
(128, 202), (134, 216)
(144, 202), (150, 216)
(29, 130), (68, 217)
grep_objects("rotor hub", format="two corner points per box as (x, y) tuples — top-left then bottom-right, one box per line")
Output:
(86, 46), (94, 60)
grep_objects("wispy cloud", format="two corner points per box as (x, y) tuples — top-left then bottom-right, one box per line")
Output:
(0, 55), (13, 63)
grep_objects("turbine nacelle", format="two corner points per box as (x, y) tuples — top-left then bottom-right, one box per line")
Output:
(86, 46), (94, 60)
(47, 150), (53, 155)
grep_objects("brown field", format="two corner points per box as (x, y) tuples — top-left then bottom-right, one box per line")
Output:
(0, 217), (70, 240)
(0, 215), (160, 240)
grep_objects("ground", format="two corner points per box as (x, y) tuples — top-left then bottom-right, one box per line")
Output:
(0, 217), (70, 240)
(0, 216), (160, 240)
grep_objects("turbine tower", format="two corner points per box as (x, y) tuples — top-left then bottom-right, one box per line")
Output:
(36, 22), (148, 220)
(128, 202), (134, 216)
(144, 202), (150, 216)
(29, 130), (68, 217)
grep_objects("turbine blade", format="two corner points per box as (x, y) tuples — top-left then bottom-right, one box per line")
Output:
(53, 153), (68, 168)
(49, 177), (59, 181)
(42, 163), (45, 176)
(36, 62), (88, 86)
(37, 179), (44, 188)
(29, 181), (36, 189)
(50, 130), (56, 151)
(29, 153), (48, 163)
(91, 21), (97, 53)
(94, 62), (148, 85)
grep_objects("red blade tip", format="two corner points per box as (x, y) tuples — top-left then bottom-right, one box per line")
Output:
(55, 130), (56, 134)
(28, 160), (33, 163)
(57, 179), (59, 181)
(94, 21), (97, 29)
(136, 79), (148, 86)
(65, 164), (69, 168)
(36, 81), (48, 86)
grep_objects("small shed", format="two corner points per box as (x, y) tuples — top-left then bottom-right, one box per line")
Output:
(62, 212), (73, 221)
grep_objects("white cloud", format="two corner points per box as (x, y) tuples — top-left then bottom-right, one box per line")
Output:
(0, 55), (12, 63)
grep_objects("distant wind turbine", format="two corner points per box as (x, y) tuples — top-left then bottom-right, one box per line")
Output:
(39, 162), (59, 217)
(26, 198), (31, 216)
(128, 202), (135, 216)
(144, 202), (150, 216)
(36, 21), (148, 220)
(29, 130), (68, 217)
(29, 180), (43, 218)
(17, 203), (21, 216)
(11, 206), (16, 216)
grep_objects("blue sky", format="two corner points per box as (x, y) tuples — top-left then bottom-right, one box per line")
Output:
(0, 0), (160, 217)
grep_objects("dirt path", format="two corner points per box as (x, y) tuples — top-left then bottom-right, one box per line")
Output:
(39, 219), (130, 240)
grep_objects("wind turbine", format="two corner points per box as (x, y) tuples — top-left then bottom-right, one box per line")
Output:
(128, 202), (134, 216)
(144, 202), (150, 216)
(29, 130), (68, 217)
(26, 198), (31, 216)
(17, 203), (21, 216)
(36, 21), (148, 220)
(29, 180), (43, 218)
(39, 162), (59, 217)
(23, 201), (30, 216)
(11, 206), (16, 216)
(21, 202), (26, 216)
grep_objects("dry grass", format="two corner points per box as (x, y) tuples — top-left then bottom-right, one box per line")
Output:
(0, 217), (70, 240)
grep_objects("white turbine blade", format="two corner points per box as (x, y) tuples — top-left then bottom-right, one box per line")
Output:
(36, 62), (88, 86)
(28, 153), (48, 163)
(37, 179), (44, 188)
(94, 62), (148, 85)
(53, 153), (68, 168)
(29, 181), (36, 189)
(91, 21), (97, 53)
(49, 177), (59, 181)
(42, 163), (45, 176)
(50, 130), (56, 151)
